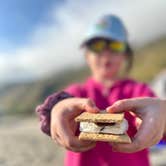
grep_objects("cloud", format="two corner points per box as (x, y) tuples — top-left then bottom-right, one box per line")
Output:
(0, 0), (166, 83)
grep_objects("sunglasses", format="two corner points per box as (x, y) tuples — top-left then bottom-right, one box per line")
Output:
(86, 39), (126, 54)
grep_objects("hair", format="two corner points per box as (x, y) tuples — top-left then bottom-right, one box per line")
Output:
(125, 44), (134, 72)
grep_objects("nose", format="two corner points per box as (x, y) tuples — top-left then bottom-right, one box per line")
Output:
(100, 49), (112, 60)
(98, 50), (113, 67)
(100, 49), (112, 56)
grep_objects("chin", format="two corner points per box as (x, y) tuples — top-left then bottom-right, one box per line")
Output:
(98, 69), (116, 79)
(102, 73), (114, 79)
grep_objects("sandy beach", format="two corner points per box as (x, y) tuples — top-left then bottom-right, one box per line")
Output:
(0, 115), (65, 166)
(0, 115), (165, 166)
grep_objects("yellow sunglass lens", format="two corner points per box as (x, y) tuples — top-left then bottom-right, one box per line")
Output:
(91, 41), (106, 52)
(109, 42), (126, 52)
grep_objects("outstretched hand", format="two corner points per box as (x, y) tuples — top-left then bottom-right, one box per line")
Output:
(51, 97), (99, 152)
(106, 97), (166, 153)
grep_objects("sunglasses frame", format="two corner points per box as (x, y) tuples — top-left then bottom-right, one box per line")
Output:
(85, 38), (127, 54)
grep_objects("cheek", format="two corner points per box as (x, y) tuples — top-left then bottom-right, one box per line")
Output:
(87, 56), (105, 76)
(86, 54), (126, 75)
(111, 56), (125, 67)
(103, 56), (126, 76)
(87, 55), (100, 68)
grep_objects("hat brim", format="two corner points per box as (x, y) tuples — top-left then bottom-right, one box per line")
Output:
(80, 31), (127, 47)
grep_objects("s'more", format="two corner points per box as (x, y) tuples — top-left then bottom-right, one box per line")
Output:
(75, 112), (131, 143)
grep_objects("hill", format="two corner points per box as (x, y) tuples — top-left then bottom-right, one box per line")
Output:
(0, 38), (166, 114)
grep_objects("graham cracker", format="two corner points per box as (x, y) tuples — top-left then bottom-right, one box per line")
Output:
(75, 112), (124, 123)
(79, 132), (131, 143)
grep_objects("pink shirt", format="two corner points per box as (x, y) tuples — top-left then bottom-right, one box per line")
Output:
(64, 77), (155, 166)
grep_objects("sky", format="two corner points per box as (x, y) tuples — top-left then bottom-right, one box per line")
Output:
(0, 0), (166, 83)
(0, 0), (62, 52)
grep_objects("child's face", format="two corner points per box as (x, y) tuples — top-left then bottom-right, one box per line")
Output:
(85, 49), (126, 80)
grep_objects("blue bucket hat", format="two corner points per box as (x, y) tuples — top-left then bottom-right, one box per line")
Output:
(82, 14), (128, 45)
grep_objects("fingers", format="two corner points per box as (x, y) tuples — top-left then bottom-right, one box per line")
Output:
(76, 141), (96, 152)
(52, 133), (64, 146)
(106, 97), (165, 153)
(50, 118), (65, 146)
(111, 114), (162, 153)
(106, 97), (159, 113)
(53, 98), (100, 124)
(76, 98), (100, 113)
(65, 139), (96, 152)
(57, 128), (96, 152)
(111, 133), (160, 153)
(106, 97), (152, 113)
(106, 99), (137, 113)
(51, 97), (99, 152)
(59, 98), (100, 114)
(57, 98), (100, 122)
(52, 131), (96, 152)
(55, 112), (96, 152)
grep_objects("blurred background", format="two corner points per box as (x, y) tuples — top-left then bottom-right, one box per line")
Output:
(0, 0), (166, 165)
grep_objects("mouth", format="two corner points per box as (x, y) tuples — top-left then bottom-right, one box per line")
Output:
(101, 62), (113, 69)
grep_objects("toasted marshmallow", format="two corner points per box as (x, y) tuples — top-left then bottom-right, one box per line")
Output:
(80, 119), (128, 134)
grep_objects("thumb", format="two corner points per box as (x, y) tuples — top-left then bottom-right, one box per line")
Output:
(106, 98), (140, 113)
(80, 98), (100, 113)
(65, 98), (100, 114)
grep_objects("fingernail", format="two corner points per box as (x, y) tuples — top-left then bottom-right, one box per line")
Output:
(93, 106), (100, 112)
(107, 108), (114, 113)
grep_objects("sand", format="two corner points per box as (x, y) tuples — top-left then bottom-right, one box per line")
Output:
(0, 115), (65, 166)
(0, 115), (165, 166)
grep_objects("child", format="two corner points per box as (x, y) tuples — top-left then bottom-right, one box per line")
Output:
(36, 14), (155, 166)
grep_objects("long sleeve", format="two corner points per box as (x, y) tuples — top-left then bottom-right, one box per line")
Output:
(36, 91), (73, 136)
(35, 83), (85, 136)
(133, 82), (156, 97)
